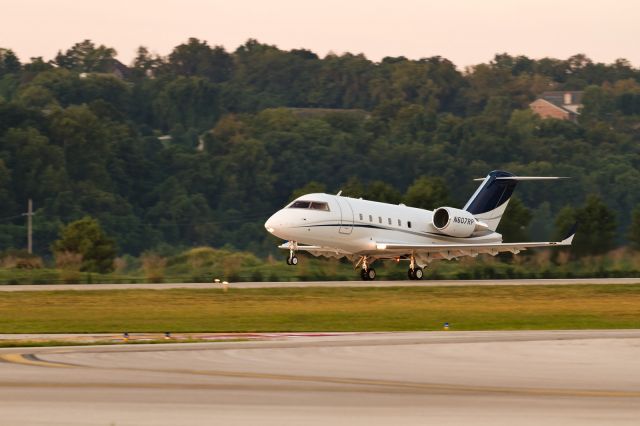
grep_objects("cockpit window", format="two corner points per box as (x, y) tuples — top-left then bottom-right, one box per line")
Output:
(310, 202), (330, 211)
(289, 201), (311, 209)
(288, 200), (330, 211)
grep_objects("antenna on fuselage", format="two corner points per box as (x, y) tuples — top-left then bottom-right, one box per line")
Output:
(336, 190), (342, 196)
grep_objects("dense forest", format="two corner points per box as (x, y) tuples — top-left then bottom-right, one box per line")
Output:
(1, 38), (640, 260)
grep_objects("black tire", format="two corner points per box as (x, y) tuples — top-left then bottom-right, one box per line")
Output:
(367, 268), (376, 280)
(414, 267), (424, 280)
(291, 256), (298, 266)
(360, 268), (368, 280)
(286, 257), (291, 265)
(408, 268), (415, 280)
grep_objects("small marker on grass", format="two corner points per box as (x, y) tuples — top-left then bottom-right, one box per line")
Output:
(164, 332), (171, 340)
(123, 332), (129, 342)
(443, 322), (450, 331)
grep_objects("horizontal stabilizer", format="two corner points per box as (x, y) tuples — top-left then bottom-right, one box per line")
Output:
(473, 176), (570, 181)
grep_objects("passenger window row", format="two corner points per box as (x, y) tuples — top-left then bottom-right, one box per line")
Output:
(358, 213), (412, 229)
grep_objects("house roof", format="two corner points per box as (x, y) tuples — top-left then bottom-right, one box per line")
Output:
(540, 91), (583, 106)
(530, 98), (578, 116)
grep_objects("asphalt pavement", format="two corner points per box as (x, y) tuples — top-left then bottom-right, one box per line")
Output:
(0, 277), (639, 291)
(1, 330), (639, 425)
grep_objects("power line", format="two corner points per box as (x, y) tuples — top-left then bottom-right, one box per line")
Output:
(0, 214), (26, 223)
(0, 208), (273, 228)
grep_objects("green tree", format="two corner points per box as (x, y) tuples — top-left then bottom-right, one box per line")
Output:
(290, 181), (327, 201)
(0, 48), (21, 76)
(580, 85), (616, 124)
(628, 207), (640, 250)
(339, 177), (365, 198)
(52, 216), (117, 273)
(131, 46), (163, 79)
(49, 105), (113, 187)
(152, 76), (221, 130)
(403, 176), (450, 209)
(554, 195), (616, 257)
(366, 181), (402, 204)
(167, 38), (233, 83)
(497, 197), (532, 242)
(0, 127), (67, 202)
(53, 40), (116, 72)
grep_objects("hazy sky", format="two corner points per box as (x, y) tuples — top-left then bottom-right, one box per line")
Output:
(2, 0), (639, 68)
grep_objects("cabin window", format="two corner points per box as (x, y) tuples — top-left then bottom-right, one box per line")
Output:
(359, 213), (363, 221)
(398, 219), (402, 226)
(309, 202), (330, 211)
(289, 201), (311, 209)
(369, 215), (373, 222)
(388, 218), (392, 225)
(378, 217), (382, 224)
(408, 221), (412, 228)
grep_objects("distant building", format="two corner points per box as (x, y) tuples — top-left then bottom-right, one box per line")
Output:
(78, 59), (131, 80)
(530, 91), (583, 122)
(104, 59), (131, 80)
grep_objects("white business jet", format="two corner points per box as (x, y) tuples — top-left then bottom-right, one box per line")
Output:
(264, 170), (576, 280)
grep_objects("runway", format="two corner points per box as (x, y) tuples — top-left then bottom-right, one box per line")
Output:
(1, 330), (639, 425)
(0, 277), (639, 291)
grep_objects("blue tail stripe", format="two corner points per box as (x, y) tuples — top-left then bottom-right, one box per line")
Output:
(465, 171), (517, 215)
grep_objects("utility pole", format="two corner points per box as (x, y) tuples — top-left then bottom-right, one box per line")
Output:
(22, 199), (34, 254)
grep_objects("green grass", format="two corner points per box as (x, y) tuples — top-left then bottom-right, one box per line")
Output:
(0, 285), (639, 333)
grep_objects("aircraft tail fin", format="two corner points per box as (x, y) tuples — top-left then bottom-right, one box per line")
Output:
(464, 171), (568, 231)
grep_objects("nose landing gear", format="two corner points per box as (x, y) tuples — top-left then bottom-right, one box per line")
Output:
(286, 241), (298, 266)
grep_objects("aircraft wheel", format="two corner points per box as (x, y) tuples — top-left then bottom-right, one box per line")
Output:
(360, 268), (368, 280)
(286, 257), (291, 265)
(408, 268), (415, 280)
(366, 268), (376, 281)
(413, 267), (424, 280)
(291, 256), (298, 265)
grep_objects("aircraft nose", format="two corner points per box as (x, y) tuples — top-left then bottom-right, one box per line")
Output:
(265, 210), (293, 239)
(264, 214), (278, 234)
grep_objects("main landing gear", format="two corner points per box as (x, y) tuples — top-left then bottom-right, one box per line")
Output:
(407, 254), (423, 280)
(286, 241), (298, 266)
(358, 256), (376, 281)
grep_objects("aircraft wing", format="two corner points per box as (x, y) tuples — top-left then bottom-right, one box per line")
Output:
(375, 225), (576, 255)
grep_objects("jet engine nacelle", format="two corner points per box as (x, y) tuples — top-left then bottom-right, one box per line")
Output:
(432, 207), (483, 238)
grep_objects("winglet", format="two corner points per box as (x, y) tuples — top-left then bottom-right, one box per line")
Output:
(560, 222), (578, 245)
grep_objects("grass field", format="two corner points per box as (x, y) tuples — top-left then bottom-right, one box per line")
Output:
(0, 285), (639, 333)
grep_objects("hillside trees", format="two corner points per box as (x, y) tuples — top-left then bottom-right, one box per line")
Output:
(53, 40), (117, 73)
(554, 195), (617, 257)
(0, 39), (639, 259)
(629, 207), (640, 250)
(403, 177), (451, 209)
(0, 49), (21, 76)
(167, 38), (234, 83)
